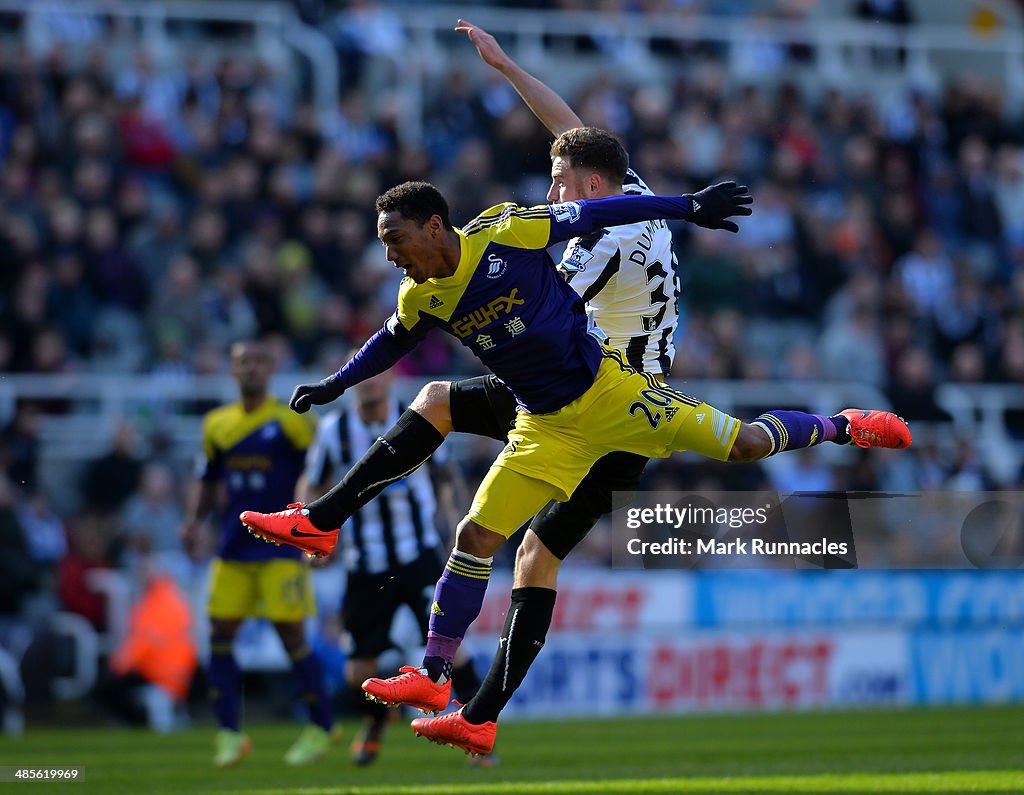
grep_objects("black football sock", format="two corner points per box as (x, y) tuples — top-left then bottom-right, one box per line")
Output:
(451, 657), (484, 703)
(461, 587), (556, 725)
(306, 410), (444, 530)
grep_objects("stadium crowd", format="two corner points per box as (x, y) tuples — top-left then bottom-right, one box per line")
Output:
(1, 1), (1023, 663)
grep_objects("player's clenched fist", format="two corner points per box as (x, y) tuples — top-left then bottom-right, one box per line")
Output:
(289, 376), (345, 413)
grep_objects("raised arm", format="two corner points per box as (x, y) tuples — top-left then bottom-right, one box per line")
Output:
(455, 18), (583, 136)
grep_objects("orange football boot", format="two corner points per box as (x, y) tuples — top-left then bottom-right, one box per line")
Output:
(839, 409), (912, 450)
(362, 666), (451, 714)
(239, 503), (338, 557)
(411, 708), (497, 756)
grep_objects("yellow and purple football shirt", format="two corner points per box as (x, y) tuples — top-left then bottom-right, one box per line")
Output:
(198, 397), (315, 560)
(335, 194), (696, 414)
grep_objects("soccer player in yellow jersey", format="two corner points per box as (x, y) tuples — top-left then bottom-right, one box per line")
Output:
(180, 340), (338, 767)
(241, 180), (910, 756)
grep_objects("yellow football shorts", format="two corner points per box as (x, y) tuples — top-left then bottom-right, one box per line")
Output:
(469, 348), (741, 536)
(207, 558), (316, 622)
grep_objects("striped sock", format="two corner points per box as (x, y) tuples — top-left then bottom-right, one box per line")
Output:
(422, 550), (493, 683)
(751, 410), (837, 456)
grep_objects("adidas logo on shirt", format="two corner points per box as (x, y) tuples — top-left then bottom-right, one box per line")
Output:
(429, 296), (443, 309)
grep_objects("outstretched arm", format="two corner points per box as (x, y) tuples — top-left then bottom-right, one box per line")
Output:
(456, 18), (583, 136)
(547, 182), (754, 244)
(288, 315), (426, 413)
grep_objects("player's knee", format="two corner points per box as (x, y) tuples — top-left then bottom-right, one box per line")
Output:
(728, 423), (771, 463)
(410, 381), (453, 436)
(455, 517), (505, 559)
(514, 531), (561, 588)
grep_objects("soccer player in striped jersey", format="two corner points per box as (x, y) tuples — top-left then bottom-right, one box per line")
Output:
(241, 179), (910, 756)
(296, 368), (494, 766)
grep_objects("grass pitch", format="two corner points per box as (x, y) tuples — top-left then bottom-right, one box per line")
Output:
(3, 705), (1022, 794)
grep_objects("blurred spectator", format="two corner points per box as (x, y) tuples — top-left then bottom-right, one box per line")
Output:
(324, 90), (390, 162)
(2, 264), (50, 373)
(941, 437), (997, 492)
(80, 420), (143, 514)
(0, 474), (42, 619)
(46, 253), (95, 357)
(949, 342), (988, 383)
(149, 254), (207, 352)
(887, 345), (951, 423)
(83, 207), (148, 311)
(1, 402), (42, 491)
(819, 302), (886, 386)
(896, 229), (955, 318)
(102, 564), (197, 732)
(128, 199), (187, 290)
(993, 144), (1024, 249)
(119, 462), (186, 560)
(16, 492), (66, 574)
(202, 264), (260, 349)
(57, 512), (113, 631)
(956, 136), (1003, 279)
(996, 317), (1024, 384)
(931, 268), (994, 360)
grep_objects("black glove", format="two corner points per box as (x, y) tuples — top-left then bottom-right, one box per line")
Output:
(685, 181), (753, 233)
(289, 375), (345, 414)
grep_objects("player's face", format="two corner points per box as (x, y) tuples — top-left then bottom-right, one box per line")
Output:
(377, 211), (445, 284)
(548, 156), (592, 203)
(230, 342), (273, 398)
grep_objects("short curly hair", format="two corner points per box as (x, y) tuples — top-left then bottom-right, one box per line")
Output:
(375, 181), (453, 230)
(550, 127), (628, 186)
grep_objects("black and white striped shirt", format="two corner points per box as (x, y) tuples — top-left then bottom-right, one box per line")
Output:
(558, 168), (681, 376)
(303, 400), (444, 575)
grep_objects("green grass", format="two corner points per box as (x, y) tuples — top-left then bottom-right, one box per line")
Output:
(2, 706), (1023, 794)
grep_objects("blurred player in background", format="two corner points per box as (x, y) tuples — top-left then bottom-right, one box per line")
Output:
(296, 366), (496, 766)
(180, 340), (338, 768)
